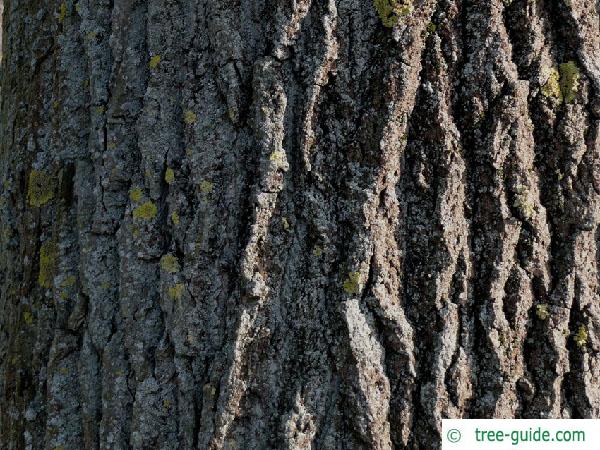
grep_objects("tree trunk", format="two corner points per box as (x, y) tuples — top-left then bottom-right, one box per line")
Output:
(1, 0), (599, 449)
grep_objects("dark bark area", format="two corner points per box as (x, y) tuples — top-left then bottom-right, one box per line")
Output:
(1, 0), (599, 449)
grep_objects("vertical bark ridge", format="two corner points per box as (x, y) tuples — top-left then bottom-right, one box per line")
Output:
(330, 3), (437, 448)
(403, 21), (473, 447)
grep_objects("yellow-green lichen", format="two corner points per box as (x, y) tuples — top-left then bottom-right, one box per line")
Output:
(28, 170), (55, 207)
(373, 0), (413, 28)
(94, 105), (105, 114)
(574, 325), (588, 348)
(199, 180), (214, 194)
(39, 240), (59, 288)
(559, 61), (580, 104)
(541, 61), (580, 104)
(513, 185), (534, 220)
(58, 2), (67, 23)
(183, 110), (197, 125)
(167, 283), (185, 300)
(60, 275), (76, 288)
(165, 167), (175, 184)
(163, 399), (172, 411)
(171, 211), (180, 225)
(313, 245), (323, 257)
(282, 217), (290, 231)
(535, 304), (550, 320)
(228, 106), (238, 123)
(129, 187), (143, 202)
(541, 67), (561, 100)
(149, 55), (161, 69)
(133, 201), (157, 220)
(160, 253), (180, 274)
(343, 271), (361, 294)
(426, 22), (437, 34)
(23, 310), (33, 326)
(269, 150), (285, 162)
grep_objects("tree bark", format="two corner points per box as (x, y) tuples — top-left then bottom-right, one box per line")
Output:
(1, 0), (599, 449)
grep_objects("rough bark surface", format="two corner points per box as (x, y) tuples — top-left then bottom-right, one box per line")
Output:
(1, 0), (600, 449)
